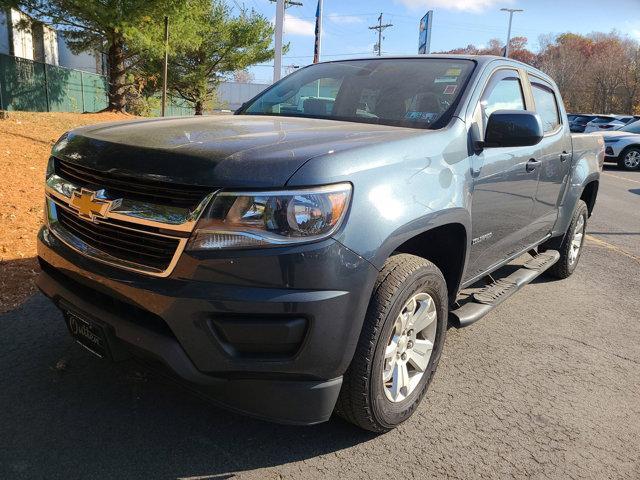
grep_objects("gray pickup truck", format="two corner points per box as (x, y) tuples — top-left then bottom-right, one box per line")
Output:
(37, 55), (603, 432)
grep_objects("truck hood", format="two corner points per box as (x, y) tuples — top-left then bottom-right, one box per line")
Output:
(55, 115), (426, 188)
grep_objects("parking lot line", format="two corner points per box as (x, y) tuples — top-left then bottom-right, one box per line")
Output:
(602, 173), (640, 184)
(586, 234), (640, 265)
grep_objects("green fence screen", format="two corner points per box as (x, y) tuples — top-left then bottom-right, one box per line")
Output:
(0, 53), (193, 116)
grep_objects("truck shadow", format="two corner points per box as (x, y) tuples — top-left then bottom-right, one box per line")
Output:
(0, 293), (375, 480)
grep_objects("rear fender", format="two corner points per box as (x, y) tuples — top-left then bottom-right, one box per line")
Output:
(553, 134), (603, 236)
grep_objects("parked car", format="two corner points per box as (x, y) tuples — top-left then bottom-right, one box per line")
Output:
(602, 119), (640, 170)
(37, 55), (603, 432)
(569, 114), (599, 133)
(584, 115), (638, 133)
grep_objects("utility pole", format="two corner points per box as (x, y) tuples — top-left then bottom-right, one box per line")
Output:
(271, 0), (303, 82)
(313, 0), (323, 63)
(500, 8), (523, 58)
(161, 16), (169, 116)
(369, 13), (393, 57)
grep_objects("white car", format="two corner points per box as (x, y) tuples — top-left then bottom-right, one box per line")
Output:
(584, 115), (638, 133)
(602, 120), (640, 170)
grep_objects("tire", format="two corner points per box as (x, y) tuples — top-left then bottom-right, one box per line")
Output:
(617, 147), (640, 171)
(335, 254), (448, 432)
(545, 200), (588, 279)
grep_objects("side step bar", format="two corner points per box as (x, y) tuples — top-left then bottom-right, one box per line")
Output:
(450, 250), (560, 328)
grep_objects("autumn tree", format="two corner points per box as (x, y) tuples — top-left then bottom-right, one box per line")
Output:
(233, 70), (255, 84)
(437, 37), (535, 62)
(168, 1), (274, 115)
(620, 39), (640, 113)
(439, 32), (640, 114)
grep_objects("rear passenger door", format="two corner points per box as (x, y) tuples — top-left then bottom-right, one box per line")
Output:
(527, 76), (572, 241)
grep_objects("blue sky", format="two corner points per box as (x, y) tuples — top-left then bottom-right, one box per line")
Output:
(241, 0), (640, 83)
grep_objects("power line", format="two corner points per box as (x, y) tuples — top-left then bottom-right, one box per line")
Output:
(369, 13), (393, 56)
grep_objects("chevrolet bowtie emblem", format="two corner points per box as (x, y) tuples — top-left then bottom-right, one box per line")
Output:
(69, 188), (116, 221)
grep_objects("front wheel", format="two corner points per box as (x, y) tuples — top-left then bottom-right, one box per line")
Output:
(335, 254), (448, 432)
(618, 147), (640, 171)
(545, 200), (588, 279)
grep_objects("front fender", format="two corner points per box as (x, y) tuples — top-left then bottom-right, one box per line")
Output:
(286, 118), (473, 270)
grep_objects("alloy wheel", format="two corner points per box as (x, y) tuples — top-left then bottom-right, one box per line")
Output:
(624, 150), (640, 169)
(569, 214), (585, 265)
(382, 292), (438, 403)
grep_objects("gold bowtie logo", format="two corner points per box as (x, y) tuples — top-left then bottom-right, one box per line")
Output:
(69, 188), (114, 221)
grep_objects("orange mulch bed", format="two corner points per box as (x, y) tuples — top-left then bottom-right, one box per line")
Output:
(0, 111), (138, 313)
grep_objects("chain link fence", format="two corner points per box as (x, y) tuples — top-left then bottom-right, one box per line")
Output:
(0, 53), (193, 116)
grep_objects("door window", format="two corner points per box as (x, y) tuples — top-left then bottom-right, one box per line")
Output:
(531, 82), (561, 133)
(480, 71), (525, 127)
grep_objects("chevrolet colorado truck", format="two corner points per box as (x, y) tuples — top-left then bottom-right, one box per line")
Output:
(37, 55), (604, 432)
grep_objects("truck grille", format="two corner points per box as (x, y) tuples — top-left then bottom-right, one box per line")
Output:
(56, 206), (180, 272)
(54, 157), (212, 210)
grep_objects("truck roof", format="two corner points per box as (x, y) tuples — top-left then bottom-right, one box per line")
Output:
(318, 54), (553, 85)
(321, 54), (520, 66)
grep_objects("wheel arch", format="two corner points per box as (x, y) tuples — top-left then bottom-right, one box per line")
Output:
(619, 143), (640, 157)
(390, 222), (468, 304)
(618, 143), (640, 166)
(580, 179), (599, 216)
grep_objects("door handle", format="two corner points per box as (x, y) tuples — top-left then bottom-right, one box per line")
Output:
(526, 158), (541, 172)
(560, 151), (570, 162)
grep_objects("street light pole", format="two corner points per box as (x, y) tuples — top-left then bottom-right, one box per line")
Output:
(500, 8), (523, 58)
(271, 0), (303, 82)
(273, 0), (285, 82)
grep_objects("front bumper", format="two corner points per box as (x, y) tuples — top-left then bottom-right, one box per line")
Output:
(36, 226), (379, 424)
(604, 143), (624, 159)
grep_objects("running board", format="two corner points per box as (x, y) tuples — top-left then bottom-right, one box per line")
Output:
(450, 250), (560, 328)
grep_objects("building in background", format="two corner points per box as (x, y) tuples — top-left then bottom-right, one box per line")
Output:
(0, 7), (105, 74)
(57, 39), (106, 75)
(216, 81), (269, 111)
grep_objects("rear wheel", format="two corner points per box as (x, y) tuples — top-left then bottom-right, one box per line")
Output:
(335, 254), (448, 432)
(618, 147), (640, 171)
(545, 200), (588, 279)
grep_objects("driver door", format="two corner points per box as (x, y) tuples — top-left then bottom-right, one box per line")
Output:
(465, 68), (541, 281)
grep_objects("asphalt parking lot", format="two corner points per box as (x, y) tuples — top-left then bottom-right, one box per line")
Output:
(1, 165), (639, 480)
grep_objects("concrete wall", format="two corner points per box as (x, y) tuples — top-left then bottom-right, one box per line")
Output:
(10, 9), (33, 60)
(42, 24), (58, 65)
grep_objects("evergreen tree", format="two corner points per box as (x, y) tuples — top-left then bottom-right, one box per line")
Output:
(2, 0), (203, 112)
(168, 1), (274, 115)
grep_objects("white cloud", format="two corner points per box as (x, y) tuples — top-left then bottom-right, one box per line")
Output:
(284, 13), (315, 36)
(394, 0), (514, 13)
(327, 13), (364, 25)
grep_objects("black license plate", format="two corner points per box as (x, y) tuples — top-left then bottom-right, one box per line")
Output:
(65, 312), (110, 359)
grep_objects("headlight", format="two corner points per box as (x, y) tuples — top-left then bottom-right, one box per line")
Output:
(187, 183), (352, 250)
(604, 139), (619, 143)
(46, 156), (55, 179)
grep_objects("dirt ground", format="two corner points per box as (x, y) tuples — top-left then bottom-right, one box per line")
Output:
(0, 111), (137, 313)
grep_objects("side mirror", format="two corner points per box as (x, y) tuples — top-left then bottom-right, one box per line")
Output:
(481, 110), (544, 149)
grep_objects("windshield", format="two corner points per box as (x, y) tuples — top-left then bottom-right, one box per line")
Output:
(238, 58), (475, 129)
(620, 120), (640, 134)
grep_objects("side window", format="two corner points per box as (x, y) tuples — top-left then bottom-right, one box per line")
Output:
(531, 81), (560, 133)
(480, 71), (525, 126)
